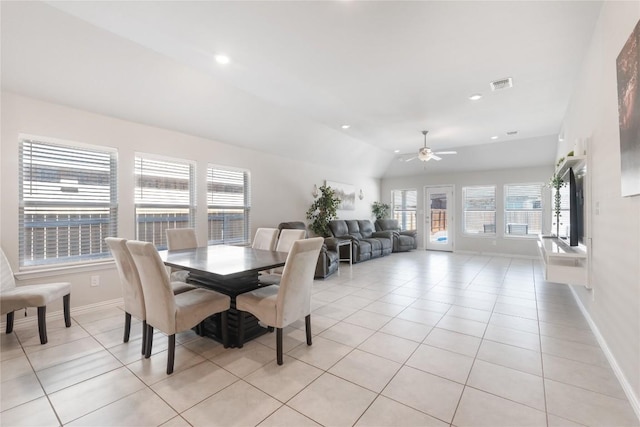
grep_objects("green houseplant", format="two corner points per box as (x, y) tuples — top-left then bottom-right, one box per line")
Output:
(306, 184), (340, 237)
(371, 201), (390, 220)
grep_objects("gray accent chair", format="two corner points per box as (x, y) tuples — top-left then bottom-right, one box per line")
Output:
(375, 219), (418, 252)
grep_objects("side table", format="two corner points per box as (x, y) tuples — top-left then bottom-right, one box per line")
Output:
(336, 239), (352, 269)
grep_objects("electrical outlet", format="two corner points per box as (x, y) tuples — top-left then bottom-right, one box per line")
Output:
(91, 275), (100, 287)
(492, 240), (497, 246)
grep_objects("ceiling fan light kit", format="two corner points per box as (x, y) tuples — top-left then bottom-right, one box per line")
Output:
(400, 130), (457, 163)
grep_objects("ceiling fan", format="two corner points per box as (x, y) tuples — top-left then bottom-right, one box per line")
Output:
(400, 131), (457, 162)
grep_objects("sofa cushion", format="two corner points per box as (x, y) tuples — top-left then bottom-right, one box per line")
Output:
(328, 220), (349, 238)
(345, 220), (363, 239)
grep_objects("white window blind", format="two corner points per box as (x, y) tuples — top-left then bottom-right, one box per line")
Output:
(19, 138), (118, 267)
(392, 189), (417, 231)
(207, 165), (251, 245)
(135, 155), (195, 249)
(504, 183), (543, 236)
(463, 185), (496, 234)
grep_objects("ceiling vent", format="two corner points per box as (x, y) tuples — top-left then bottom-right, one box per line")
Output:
(506, 130), (518, 136)
(490, 77), (513, 91)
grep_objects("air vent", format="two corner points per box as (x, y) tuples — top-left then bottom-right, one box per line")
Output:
(490, 77), (513, 91)
(506, 130), (518, 136)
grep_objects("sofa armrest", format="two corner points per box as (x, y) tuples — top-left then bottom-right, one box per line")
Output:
(372, 230), (395, 240)
(323, 237), (340, 251)
(400, 230), (417, 238)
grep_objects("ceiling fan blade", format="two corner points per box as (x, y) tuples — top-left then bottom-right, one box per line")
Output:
(431, 155), (442, 161)
(434, 151), (457, 155)
(403, 156), (417, 162)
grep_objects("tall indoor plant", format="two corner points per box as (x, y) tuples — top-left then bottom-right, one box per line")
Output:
(306, 184), (340, 237)
(371, 201), (390, 220)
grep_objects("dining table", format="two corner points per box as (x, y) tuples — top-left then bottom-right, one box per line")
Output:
(158, 244), (288, 346)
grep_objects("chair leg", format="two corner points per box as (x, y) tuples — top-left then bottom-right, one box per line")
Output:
(221, 311), (229, 348)
(63, 294), (71, 327)
(141, 320), (147, 355)
(276, 328), (283, 365)
(6, 312), (14, 334)
(305, 314), (312, 346)
(237, 311), (245, 348)
(145, 325), (154, 358)
(123, 312), (132, 343)
(167, 334), (175, 375)
(37, 306), (47, 345)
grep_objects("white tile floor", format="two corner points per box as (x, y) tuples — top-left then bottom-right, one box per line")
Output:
(2, 251), (639, 426)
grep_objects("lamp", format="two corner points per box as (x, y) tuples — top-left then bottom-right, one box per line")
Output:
(358, 189), (364, 200)
(312, 184), (319, 198)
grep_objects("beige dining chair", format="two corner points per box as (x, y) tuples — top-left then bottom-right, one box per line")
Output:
(252, 228), (279, 251)
(166, 228), (198, 282)
(126, 240), (231, 374)
(106, 238), (195, 355)
(236, 237), (324, 365)
(0, 248), (71, 345)
(259, 228), (307, 285)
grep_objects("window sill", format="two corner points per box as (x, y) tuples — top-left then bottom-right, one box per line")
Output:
(504, 234), (538, 240)
(462, 233), (496, 238)
(15, 259), (115, 281)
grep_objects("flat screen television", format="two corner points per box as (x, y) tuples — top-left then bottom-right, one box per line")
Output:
(568, 167), (584, 246)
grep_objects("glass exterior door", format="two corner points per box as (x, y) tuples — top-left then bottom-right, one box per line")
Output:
(425, 186), (454, 251)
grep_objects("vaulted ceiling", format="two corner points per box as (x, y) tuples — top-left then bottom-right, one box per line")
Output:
(1, 1), (602, 177)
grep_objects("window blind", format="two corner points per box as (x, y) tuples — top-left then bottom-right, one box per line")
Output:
(463, 186), (496, 234)
(207, 165), (251, 245)
(505, 183), (543, 235)
(392, 189), (417, 231)
(135, 155), (195, 248)
(19, 138), (118, 267)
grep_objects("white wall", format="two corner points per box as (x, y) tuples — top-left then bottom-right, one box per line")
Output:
(381, 166), (553, 257)
(0, 92), (380, 312)
(557, 1), (640, 411)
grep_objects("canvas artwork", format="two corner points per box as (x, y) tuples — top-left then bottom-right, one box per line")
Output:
(616, 18), (640, 197)
(326, 180), (355, 210)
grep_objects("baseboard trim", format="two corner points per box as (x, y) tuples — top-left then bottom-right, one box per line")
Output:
(568, 285), (640, 421)
(0, 298), (124, 330)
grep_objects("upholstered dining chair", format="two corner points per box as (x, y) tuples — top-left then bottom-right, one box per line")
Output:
(0, 249), (71, 345)
(236, 237), (324, 365)
(106, 238), (195, 355)
(166, 228), (198, 282)
(259, 228), (307, 286)
(252, 228), (279, 251)
(126, 240), (231, 374)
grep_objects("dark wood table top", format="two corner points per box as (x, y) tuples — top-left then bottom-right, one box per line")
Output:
(158, 245), (288, 280)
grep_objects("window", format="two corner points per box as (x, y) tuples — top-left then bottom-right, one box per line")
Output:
(392, 189), (417, 231)
(135, 155), (195, 249)
(463, 185), (496, 234)
(19, 138), (117, 267)
(504, 183), (543, 236)
(207, 165), (251, 245)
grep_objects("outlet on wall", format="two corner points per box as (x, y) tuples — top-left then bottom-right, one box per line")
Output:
(492, 240), (497, 246)
(91, 275), (100, 287)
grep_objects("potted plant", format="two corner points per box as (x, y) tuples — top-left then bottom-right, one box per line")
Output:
(549, 173), (566, 237)
(371, 201), (390, 220)
(306, 184), (340, 237)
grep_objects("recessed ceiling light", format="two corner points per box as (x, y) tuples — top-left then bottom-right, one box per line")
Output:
(214, 54), (230, 65)
(341, 124), (350, 129)
(469, 93), (483, 101)
(394, 149), (400, 153)
(490, 136), (499, 140)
